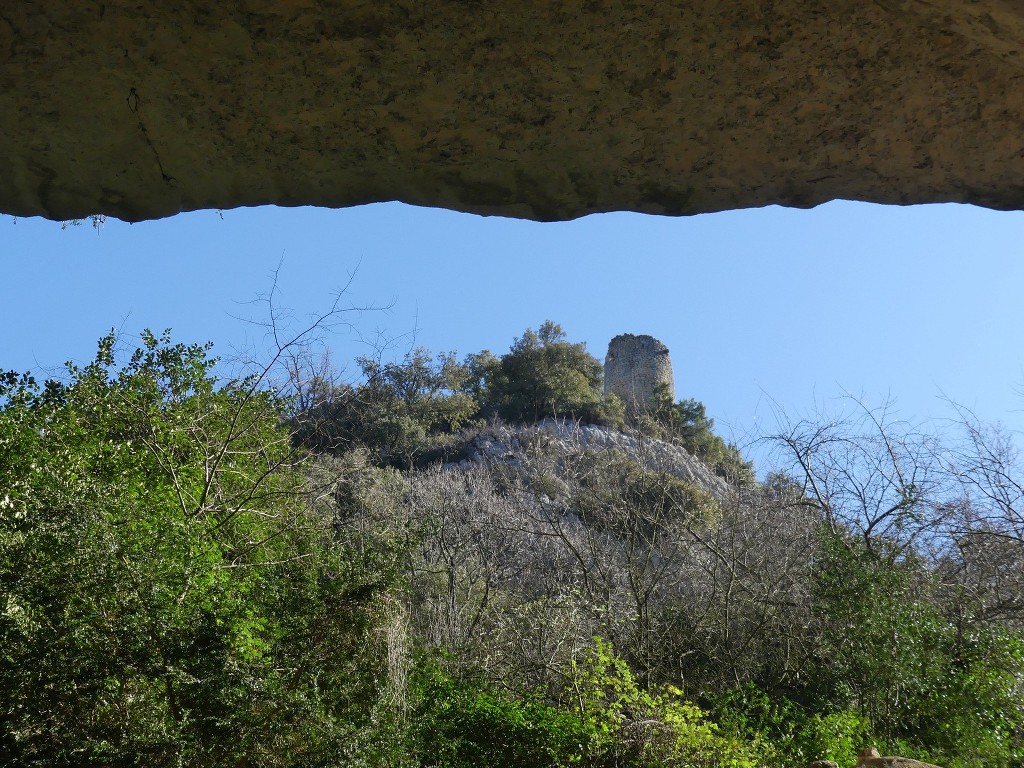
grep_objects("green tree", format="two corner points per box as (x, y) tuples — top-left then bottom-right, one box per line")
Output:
(0, 331), (401, 767)
(411, 639), (766, 768)
(293, 348), (478, 468)
(460, 349), (501, 409)
(647, 387), (753, 483)
(808, 536), (1024, 768)
(482, 321), (619, 426)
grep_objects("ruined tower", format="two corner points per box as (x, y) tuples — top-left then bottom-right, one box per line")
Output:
(603, 334), (675, 418)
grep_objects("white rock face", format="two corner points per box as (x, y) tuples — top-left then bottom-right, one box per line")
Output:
(450, 418), (731, 501)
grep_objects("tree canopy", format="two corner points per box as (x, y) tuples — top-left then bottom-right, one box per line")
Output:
(477, 320), (610, 424)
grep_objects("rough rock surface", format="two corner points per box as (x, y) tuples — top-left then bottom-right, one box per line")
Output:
(853, 747), (944, 768)
(449, 418), (732, 501)
(6, 1), (1024, 222)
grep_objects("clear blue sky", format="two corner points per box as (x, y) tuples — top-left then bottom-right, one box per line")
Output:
(3, 201), (1024, 468)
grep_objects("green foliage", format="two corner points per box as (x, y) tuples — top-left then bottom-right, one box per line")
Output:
(292, 323), (624, 466)
(712, 684), (871, 768)
(807, 535), (1024, 768)
(0, 331), (400, 767)
(294, 347), (478, 468)
(643, 387), (753, 484)
(460, 349), (501, 410)
(411, 664), (591, 768)
(563, 638), (766, 768)
(412, 639), (766, 768)
(571, 452), (719, 533)
(9, 324), (1024, 768)
(353, 349), (477, 467)
(481, 321), (616, 426)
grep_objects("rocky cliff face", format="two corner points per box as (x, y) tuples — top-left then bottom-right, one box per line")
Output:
(449, 418), (733, 501)
(5, 1), (1024, 222)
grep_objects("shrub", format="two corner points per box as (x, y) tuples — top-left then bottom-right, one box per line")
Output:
(481, 321), (609, 425)
(0, 332), (402, 766)
(641, 387), (754, 484)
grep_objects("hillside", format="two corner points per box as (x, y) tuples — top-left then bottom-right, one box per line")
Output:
(3, 326), (1023, 767)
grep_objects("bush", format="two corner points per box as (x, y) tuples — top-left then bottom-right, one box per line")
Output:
(565, 638), (767, 768)
(480, 321), (612, 425)
(712, 684), (870, 768)
(640, 388), (753, 484)
(410, 665), (591, 768)
(806, 535), (1024, 767)
(0, 332), (403, 766)
(410, 639), (768, 768)
(293, 348), (477, 468)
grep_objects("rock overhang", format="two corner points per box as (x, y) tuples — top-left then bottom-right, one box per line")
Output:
(4, 0), (1024, 223)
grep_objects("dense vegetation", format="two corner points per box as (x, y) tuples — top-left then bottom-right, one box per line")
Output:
(2, 323), (1023, 767)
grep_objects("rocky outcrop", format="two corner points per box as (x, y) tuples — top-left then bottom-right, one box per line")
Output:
(6, 1), (1024, 222)
(805, 747), (944, 768)
(852, 748), (943, 768)
(448, 418), (732, 500)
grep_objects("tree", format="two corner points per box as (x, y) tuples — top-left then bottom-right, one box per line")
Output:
(759, 396), (1024, 767)
(481, 321), (616, 426)
(0, 331), (403, 766)
(292, 348), (477, 468)
(646, 387), (754, 484)
(808, 535), (1024, 768)
(762, 396), (948, 558)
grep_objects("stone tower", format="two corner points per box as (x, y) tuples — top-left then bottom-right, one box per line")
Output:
(603, 334), (675, 418)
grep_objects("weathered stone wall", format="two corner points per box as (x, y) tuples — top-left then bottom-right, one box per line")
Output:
(604, 334), (674, 417)
(6, 1), (1024, 222)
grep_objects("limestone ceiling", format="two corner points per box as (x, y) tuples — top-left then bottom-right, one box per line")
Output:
(3, 1), (1024, 222)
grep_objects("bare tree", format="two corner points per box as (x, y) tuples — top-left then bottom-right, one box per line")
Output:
(420, 421), (826, 694)
(762, 395), (951, 559)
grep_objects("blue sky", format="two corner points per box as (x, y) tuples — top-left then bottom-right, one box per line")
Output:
(3, 200), (1024, 468)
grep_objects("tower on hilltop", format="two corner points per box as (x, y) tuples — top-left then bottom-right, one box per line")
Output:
(603, 334), (674, 419)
